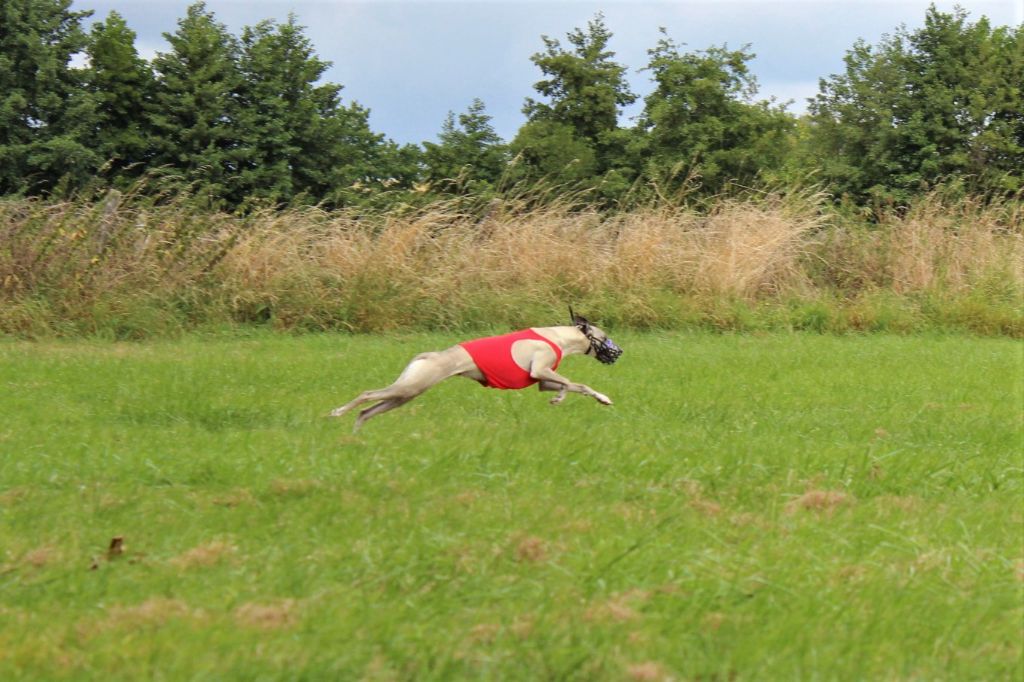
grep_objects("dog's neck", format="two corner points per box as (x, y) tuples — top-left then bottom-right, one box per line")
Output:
(532, 326), (591, 356)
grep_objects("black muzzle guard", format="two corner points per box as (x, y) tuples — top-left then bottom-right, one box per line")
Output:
(593, 337), (623, 364)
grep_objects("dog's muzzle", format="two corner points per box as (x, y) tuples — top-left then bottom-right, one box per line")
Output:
(591, 337), (623, 364)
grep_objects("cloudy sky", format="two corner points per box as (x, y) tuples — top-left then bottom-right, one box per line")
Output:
(69, 0), (1022, 145)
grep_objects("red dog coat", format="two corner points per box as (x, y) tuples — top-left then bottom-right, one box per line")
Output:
(459, 329), (563, 389)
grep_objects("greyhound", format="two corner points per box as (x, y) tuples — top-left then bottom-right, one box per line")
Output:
(330, 309), (622, 431)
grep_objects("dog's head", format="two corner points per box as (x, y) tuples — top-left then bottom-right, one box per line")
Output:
(569, 307), (622, 365)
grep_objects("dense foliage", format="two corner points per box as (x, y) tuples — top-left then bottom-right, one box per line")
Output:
(809, 7), (1024, 204)
(0, 1), (1020, 208)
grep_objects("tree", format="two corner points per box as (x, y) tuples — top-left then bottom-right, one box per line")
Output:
(0, 0), (97, 194)
(636, 32), (793, 197)
(314, 101), (413, 207)
(234, 15), (412, 207)
(509, 120), (598, 187)
(235, 15), (330, 203)
(524, 13), (635, 142)
(512, 14), (636, 187)
(422, 99), (507, 193)
(149, 2), (241, 201)
(85, 11), (155, 180)
(809, 6), (1023, 203)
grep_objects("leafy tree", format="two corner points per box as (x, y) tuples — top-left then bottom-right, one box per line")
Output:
(513, 14), (636, 187)
(84, 11), (155, 180)
(809, 6), (1023, 203)
(0, 0), (97, 193)
(422, 98), (507, 193)
(636, 33), (793, 197)
(509, 120), (598, 186)
(524, 13), (635, 142)
(149, 1), (241, 201)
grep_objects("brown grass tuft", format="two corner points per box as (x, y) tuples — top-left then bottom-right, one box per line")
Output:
(0, 487), (30, 506)
(269, 479), (322, 497)
(466, 623), (501, 645)
(102, 598), (197, 631)
(615, 504), (658, 523)
(452, 490), (481, 506)
(785, 489), (855, 515)
(585, 590), (651, 624)
(514, 536), (548, 563)
(21, 545), (59, 568)
(170, 540), (238, 569)
(834, 565), (870, 584)
(209, 488), (255, 507)
(234, 599), (299, 630)
(690, 499), (723, 517)
(627, 661), (671, 681)
(702, 612), (728, 631)
(510, 616), (535, 639)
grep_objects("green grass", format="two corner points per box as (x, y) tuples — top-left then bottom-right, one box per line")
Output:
(1, 331), (1022, 680)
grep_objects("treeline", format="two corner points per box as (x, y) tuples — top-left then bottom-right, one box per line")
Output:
(1, 1), (1021, 209)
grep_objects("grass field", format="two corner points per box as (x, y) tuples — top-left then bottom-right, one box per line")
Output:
(1, 331), (1022, 680)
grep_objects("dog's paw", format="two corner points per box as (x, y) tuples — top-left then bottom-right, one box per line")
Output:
(329, 407), (347, 417)
(594, 393), (613, 405)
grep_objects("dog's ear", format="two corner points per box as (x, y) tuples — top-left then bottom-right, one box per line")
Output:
(569, 306), (590, 332)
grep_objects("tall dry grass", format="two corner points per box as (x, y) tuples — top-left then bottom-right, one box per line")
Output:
(1, 190), (1021, 337)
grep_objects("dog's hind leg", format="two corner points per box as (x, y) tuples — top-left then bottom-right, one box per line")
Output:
(331, 350), (465, 422)
(330, 388), (393, 417)
(354, 397), (411, 431)
(330, 355), (430, 418)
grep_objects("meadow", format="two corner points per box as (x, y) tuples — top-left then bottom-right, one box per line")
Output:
(1, 331), (1021, 680)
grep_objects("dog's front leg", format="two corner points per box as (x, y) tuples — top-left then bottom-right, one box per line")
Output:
(538, 380), (568, 405)
(531, 367), (612, 405)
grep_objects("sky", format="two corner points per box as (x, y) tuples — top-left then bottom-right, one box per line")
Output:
(69, 0), (1023, 146)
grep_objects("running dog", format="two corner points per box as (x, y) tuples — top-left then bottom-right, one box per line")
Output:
(330, 309), (622, 431)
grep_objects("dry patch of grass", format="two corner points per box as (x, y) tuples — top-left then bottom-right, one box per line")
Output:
(627, 661), (672, 681)
(208, 488), (255, 507)
(785, 490), (855, 515)
(0, 487), (31, 507)
(615, 503), (659, 523)
(512, 535), (548, 564)
(81, 598), (205, 639)
(585, 590), (652, 624)
(268, 479), (322, 498)
(109, 598), (195, 625)
(20, 545), (59, 569)
(689, 498), (723, 517)
(465, 623), (501, 645)
(233, 599), (300, 630)
(1, 545), (62, 573)
(833, 565), (871, 585)
(169, 540), (238, 569)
